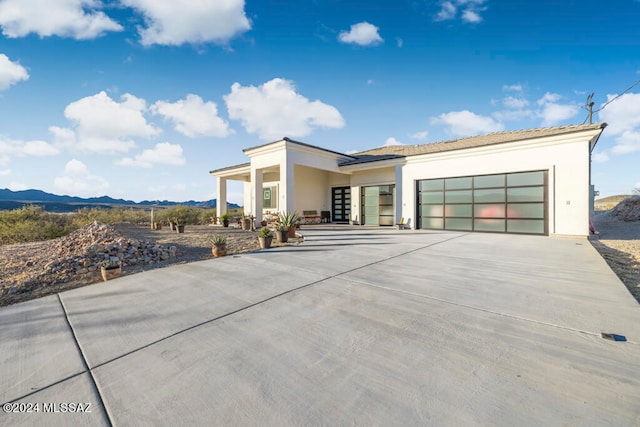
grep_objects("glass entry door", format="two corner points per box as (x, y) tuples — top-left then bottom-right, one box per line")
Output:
(362, 185), (395, 226)
(332, 187), (351, 223)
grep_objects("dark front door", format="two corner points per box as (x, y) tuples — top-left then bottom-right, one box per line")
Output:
(332, 187), (351, 223)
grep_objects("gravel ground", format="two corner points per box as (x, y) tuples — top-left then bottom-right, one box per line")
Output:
(591, 211), (640, 303)
(1, 218), (637, 307)
(0, 224), (302, 307)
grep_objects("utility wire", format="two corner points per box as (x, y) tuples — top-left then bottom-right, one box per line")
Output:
(594, 78), (640, 113)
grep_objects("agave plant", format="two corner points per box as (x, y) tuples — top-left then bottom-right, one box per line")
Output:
(278, 211), (299, 228)
(258, 227), (273, 238)
(210, 235), (227, 246)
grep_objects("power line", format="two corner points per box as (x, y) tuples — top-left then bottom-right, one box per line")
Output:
(583, 78), (640, 124)
(594, 78), (640, 113)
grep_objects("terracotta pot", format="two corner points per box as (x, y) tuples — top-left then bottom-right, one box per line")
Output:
(287, 226), (296, 238)
(101, 266), (121, 282)
(212, 244), (227, 257)
(275, 230), (288, 243)
(258, 236), (272, 249)
(242, 218), (252, 230)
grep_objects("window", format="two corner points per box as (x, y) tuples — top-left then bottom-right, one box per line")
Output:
(263, 186), (277, 209)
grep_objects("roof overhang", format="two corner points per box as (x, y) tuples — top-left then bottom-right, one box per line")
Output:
(209, 162), (251, 181)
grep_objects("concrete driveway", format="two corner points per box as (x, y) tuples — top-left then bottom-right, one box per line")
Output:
(1, 227), (639, 426)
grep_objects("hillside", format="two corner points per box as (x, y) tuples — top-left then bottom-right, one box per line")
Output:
(0, 188), (240, 212)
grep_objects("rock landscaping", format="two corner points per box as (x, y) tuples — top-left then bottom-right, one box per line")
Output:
(1, 221), (303, 307)
(1, 221), (180, 305)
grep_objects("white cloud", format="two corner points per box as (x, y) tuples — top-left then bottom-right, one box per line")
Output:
(598, 92), (640, 136)
(55, 91), (159, 153)
(611, 131), (640, 154)
(461, 9), (482, 23)
(224, 78), (345, 140)
(0, 0), (122, 39)
(152, 94), (231, 138)
(503, 84), (523, 92)
(54, 159), (109, 197)
(121, 0), (251, 46)
(431, 110), (504, 137)
(597, 92), (640, 155)
(117, 142), (186, 168)
(503, 96), (529, 110)
(0, 169), (11, 176)
(396, 37), (403, 48)
(592, 151), (609, 163)
(435, 0), (487, 23)
(338, 22), (383, 46)
(0, 137), (60, 158)
(536, 92), (579, 126)
(409, 130), (429, 141)
(0, 53), (29, 91)
(384, 137), (404, 146)
(435, 1), (456, 21)
(8, 181), (27, 191)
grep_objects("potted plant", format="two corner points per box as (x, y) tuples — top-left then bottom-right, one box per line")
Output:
(210, 235), (227, 257)
(173, 216), (186, 233)
(275, 223), (288, 243)
(221, 213), (230, 227)
(279, 211), (299, 238)
(100, 259), (122, 281)
(241, 213), (253, 231)
(258, 226), (273, 249)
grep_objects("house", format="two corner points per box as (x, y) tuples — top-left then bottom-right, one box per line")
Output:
(210, 123), (606, 237)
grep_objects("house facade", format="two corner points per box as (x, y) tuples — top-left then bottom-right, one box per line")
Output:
(210, 123), (606, 237)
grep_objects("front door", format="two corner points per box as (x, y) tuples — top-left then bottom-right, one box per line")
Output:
(332, 187), (351, 223)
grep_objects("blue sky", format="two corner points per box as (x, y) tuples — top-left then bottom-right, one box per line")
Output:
(0, 0), (639, 204)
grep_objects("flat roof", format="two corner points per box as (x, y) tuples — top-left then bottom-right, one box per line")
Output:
(340, 123), (607, 166)
(243, 137), (356, 159)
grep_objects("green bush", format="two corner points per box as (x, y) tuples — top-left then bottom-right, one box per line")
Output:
(0, 205), (75, 245)
(72, 207), (149, 228)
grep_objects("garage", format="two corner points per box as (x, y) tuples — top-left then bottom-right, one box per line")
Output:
(417, 170), (547, 235)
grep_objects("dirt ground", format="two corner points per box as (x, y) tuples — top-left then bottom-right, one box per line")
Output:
(0, 224), (302, 307)
(591, 211), (640, 303)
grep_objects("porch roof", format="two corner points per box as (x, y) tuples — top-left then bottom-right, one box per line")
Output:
(209, 162), (251, 176)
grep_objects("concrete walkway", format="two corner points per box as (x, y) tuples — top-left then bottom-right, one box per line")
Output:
(1, 227), (639, 426)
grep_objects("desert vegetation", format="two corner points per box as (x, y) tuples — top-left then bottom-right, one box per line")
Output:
(0, 204), (243, 245)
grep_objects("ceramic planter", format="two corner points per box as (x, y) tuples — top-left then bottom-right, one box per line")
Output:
(258, 236), (272, 249)
(176, 225), (185, 233)
(101, 266), (121, 282)
(212, 244), (227, 257)
(275, 230), (288, 243)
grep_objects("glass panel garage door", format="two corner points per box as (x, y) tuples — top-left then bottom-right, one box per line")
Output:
(417, 171), (547, 235)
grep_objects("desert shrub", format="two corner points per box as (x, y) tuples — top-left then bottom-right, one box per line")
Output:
(0, 205), (75, 245)
(154, 205), (202, 225)
(72, 207), (150, 227)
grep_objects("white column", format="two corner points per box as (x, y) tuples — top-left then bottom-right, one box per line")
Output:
(394, 164), (404, 227)
(251, 167), (263, 224)
(216, 177), (227, 218)
(280, 160), (295, 213)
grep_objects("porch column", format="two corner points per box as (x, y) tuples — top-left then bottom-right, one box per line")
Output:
(251, 167), (263, 225)
(216, 177), (227, 218)
(395, 165), (404, 227)
(280, 160), (295, 213)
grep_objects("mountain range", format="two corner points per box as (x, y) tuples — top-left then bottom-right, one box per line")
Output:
(0, 188), (240, 212)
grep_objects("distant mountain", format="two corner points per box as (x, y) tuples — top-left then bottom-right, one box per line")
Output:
(0, 188), (240, 212)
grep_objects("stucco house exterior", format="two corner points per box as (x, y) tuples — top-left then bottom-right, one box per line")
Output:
(210, 123), (606, 237)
